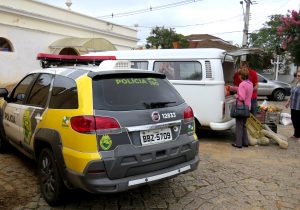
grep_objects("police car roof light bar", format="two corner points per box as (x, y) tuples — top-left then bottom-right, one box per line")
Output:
(37, 53), (116, 68)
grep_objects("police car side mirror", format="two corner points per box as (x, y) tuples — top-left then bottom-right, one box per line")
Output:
(0, 88), (8, 98)
(16, 93), (25, 101)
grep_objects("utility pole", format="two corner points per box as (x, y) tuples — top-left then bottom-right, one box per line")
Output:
(241, 0), (252, 61)
(65, 0), (72, 10)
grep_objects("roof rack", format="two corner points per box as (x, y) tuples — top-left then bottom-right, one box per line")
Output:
(37, 53), (116, 68)
(99, 60), (133, 70)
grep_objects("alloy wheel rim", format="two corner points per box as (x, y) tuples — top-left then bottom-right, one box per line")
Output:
(276, 92), (284, 100)
(40, 154), (56, 198)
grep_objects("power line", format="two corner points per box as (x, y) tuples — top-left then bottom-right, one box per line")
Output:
(137, 30), (244, 43)
(248, 0), (290, 28)
(128, 14), (242, 29)
(213, 30), (243, 35)
(97, 0), (203, 19)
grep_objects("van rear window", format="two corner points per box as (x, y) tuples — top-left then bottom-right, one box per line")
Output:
(154, 61), (202, 80)
(130, 61), (148, 70)
(92, 75), (184, 111)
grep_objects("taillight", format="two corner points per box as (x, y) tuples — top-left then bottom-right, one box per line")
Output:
(184, 106), (194, 119)
(95, 116), (120, 130)
(71, 116), (95, 133)
(71, 116), (120, 133)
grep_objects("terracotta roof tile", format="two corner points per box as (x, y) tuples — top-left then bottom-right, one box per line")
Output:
(186, 34), (238, 51)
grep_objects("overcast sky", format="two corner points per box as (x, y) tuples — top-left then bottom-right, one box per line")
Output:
(38, 0), (300, 46)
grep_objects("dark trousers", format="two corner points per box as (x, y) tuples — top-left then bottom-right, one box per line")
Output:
(291, 109), (300, 138)
(235, 117), (249, 147)
(251, 98), (257, 116)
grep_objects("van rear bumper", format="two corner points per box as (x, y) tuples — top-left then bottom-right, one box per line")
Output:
(210, 119), (235, 130)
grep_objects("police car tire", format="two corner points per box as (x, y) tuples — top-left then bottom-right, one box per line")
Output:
(38, 148), (66, 206)
(0, 131), (8, 153)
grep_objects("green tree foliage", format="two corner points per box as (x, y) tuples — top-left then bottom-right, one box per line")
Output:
(146, 26), (189, 49)
(246, 54), (272, 71)
(277, 10), (300, 66)
(249, 15), (283, 55)
(248, 15), (288, 71)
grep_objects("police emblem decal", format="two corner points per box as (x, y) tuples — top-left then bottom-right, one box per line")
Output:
(100, 135), (113, 151)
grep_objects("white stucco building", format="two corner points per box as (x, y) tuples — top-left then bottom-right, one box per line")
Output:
(0, 0), (138, 86)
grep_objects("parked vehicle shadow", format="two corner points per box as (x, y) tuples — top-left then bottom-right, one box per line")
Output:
(197, 129), (234, 144)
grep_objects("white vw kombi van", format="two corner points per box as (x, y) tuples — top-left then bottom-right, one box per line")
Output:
(88, 48), (240, 133)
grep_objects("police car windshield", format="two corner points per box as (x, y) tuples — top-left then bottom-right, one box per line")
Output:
(92, 75), (184, 111)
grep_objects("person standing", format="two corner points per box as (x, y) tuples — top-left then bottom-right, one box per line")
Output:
(285, 69), (300, 141)
(232, 67), (253, 148)
(234, 61), (258, 116)
(158, 62), (175, 79)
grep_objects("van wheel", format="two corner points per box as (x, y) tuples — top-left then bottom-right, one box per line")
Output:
(272, 89), (285, 101)
(38, 148), (66, 206)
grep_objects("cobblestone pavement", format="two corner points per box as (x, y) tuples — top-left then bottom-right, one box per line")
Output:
(0, 100), (299, 210)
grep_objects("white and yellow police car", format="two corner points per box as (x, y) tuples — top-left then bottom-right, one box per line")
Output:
(0, 54), (199, 206)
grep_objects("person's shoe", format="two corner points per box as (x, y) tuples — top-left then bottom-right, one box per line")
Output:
(243, 144), (248, 147)
(232, 143), (242, 148)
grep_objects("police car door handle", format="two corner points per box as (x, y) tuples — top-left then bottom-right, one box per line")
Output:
(35, 115), (42, 121)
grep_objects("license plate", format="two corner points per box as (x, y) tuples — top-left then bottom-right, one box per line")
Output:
(140, 128), (172, 146)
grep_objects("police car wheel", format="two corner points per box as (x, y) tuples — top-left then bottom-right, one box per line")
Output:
(38, 148), (65, 206)
(0, 131), (8, 153)
(0, 136), (3, 152)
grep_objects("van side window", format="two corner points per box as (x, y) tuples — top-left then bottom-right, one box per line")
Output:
(130, 61), (148, 70)
(154, 61), (202, 80)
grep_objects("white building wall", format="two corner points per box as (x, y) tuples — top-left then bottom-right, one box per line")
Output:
(0, 24), (65, 86)
(0, 9), (136, 49)
(0, 0), (138, 86)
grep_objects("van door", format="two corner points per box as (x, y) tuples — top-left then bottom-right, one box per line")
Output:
(222, 60), (237, 120)
(225, 47), (264, 117)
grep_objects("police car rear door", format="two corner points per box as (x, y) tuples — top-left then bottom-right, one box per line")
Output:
(19, 73), (53, 150)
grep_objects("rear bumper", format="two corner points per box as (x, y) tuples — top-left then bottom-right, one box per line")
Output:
(210, 119), (235, 130)
(66, 154), (199, 193)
